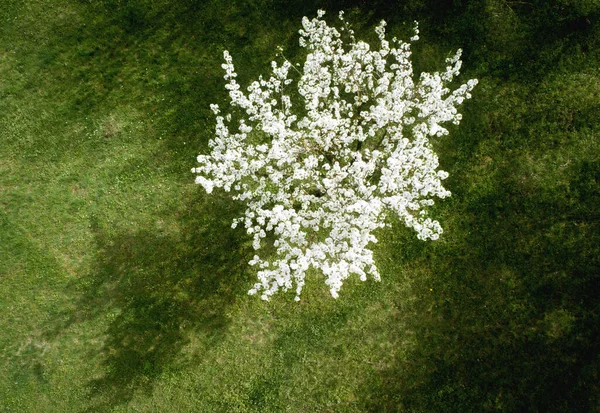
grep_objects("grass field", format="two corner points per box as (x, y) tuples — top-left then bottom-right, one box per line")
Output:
(1, 1), (599, 411)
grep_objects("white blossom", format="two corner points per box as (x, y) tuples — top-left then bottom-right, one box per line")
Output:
(193, 10), (477, 300)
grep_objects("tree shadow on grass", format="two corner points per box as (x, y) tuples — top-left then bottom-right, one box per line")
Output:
(66, 192), (252, 412)
(360, 157), (600, 412)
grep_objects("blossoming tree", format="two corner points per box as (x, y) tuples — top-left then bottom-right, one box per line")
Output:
(193, 10), (477, 301)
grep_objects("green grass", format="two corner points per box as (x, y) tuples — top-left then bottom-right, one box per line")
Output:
(1, 1), (599, 411)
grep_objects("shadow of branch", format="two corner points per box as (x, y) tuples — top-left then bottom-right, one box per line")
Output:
(66, 192), (252, 412)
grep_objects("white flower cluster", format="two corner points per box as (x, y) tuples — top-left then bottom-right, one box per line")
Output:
(192, 10), (477, 301)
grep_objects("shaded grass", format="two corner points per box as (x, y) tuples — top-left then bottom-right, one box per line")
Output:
(1, 0), (599, 412)
(66, 192), (252, 412)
